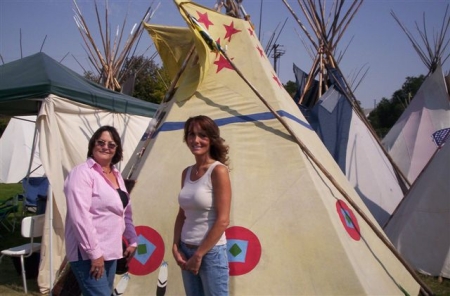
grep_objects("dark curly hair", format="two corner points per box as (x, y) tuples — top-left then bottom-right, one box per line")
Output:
(183, 115), (229, 166)
(87, 126), (123, 165)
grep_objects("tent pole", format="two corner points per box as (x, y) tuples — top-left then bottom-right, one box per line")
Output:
(48, 184), (54, 294)
(20, 123), (38, 214)
(27, 114), (39, 176)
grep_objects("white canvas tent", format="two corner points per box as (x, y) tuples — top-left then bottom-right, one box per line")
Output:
(0, 52), (158, 293)
(0, 116), (45, 183)
(382, 64), (450, 183)
(384, 140), (450, 278)
(117, 1), (424, 294)
(382, 9), (450, 184)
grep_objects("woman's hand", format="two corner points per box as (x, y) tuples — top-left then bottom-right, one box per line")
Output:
(185, 253), (202, 275)
(90, 256), (105, 280)
(123, 245), (137, 263)
(172, 244), (187, 270)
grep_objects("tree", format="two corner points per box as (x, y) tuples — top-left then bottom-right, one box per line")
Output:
(84, 71), (100, 84)
(0, 116), (9, 138)
(119, 55), (171, 104)
(391, 75), (425, 109)
(283, 80), (297, 98)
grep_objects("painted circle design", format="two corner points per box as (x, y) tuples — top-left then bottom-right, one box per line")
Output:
(336, 200), (361, 241)
(128, 225), (165, 276)
(225, 226), (261, 276)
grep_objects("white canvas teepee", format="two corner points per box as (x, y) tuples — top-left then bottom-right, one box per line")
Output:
(287, 0), (408, 227)
(382, 9), (450, 184)
(0, 116), (45, 183)
(119, 1), (422, 294)
(384, 140), (450, 278)
(382, 64), (450, 183)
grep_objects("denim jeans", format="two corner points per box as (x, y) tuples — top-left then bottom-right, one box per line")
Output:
(70, 258), (117, 296)
(180, 242), (229, 296)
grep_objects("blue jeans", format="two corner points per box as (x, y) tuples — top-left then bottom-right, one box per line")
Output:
(180, 242), (229, 296)
(70, 258), (117, 296)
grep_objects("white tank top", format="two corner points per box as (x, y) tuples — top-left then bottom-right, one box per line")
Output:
(178, 161), (227, 246)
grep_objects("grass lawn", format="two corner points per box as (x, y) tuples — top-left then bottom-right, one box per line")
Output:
(0, 184), (450, 295)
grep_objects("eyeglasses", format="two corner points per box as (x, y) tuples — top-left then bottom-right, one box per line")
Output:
(96, 140), (118, 149)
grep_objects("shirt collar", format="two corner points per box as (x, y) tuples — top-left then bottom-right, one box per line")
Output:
(87, 157), (118, 173)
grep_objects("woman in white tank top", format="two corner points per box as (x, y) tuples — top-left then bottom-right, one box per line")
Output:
(172, 115), (232, 296)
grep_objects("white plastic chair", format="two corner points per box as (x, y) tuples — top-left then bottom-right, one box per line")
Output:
(0, 214), (45, 294)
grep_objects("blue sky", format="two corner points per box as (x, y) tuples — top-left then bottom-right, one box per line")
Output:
(1, 0), (449, 108)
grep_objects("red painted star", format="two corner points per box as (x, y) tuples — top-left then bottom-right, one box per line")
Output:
(214, 55), (234, 73)
(257, 46), (264, 57)
(248, 27), (255, 36)
(197, 11), (213, 29)
(223, 21), (241, 42)
(273, 74), (282, 87)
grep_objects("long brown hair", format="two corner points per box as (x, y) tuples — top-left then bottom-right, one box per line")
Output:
(184, 115), (229, 166)
(87, 126), (123, 165)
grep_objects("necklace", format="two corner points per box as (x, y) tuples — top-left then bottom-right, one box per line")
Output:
(195, 160), (213, 175)
(102, 168), (112, 174)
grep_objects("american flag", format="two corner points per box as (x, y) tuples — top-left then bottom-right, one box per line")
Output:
(432, 127), (450, 147)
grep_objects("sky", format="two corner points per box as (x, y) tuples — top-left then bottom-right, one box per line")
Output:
(1, 0), (449, 108)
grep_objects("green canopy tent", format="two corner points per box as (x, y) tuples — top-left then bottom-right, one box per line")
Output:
(0, 52), (155, 116)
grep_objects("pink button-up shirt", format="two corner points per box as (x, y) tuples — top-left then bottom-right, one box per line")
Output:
(64, 158), (138, 262)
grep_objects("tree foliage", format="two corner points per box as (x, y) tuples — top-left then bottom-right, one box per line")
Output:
(83, 55), (171, 104)
(120, 55), (171, 104)
(0, 116), (9, 138)
(283, 80), (298, 98)
(368, 75), (425, 138)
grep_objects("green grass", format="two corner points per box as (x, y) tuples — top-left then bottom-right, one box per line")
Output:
(0, 183), (22, 200)
(0, 184), (450, 295)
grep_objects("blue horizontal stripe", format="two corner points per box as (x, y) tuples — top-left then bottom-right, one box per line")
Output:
(153, 110), (311, 138)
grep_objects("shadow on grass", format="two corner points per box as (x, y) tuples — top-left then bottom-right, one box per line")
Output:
(0, 258), (41, 295)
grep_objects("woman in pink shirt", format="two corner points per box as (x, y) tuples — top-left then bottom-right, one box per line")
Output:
(64, 126), (138, 296)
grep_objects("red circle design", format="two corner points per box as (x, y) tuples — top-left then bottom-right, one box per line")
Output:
(336, 200), (361, 241)
(225, 226), (261, 276)
(128, 226), (165, 276)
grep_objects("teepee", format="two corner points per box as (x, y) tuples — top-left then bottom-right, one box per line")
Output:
(384, 137), (450, 279)
(381, 7), (450, 184)
(0, 116), (45, 183)
(283, 0), (409, 227)
(118, 1), (425, 294)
